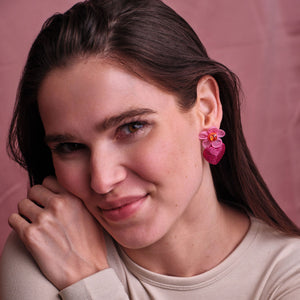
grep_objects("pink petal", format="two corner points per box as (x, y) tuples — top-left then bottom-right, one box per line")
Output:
(202, 140), (211, 149)
(217, 129), (225, 137)
(207, 127), (218, 134)
(212, 139), (222, 148)
(199, 131), (208, 139)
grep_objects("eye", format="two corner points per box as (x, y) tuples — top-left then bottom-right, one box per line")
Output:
(51, 142), (85, 155)
(116, 121), (149, 140)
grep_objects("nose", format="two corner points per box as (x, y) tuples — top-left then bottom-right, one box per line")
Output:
(90, 146), (127, 194)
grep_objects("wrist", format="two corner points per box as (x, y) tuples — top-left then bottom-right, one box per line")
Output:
(58, 260), (109, 290)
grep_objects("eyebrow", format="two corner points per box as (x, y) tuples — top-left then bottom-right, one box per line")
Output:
(44, 108), (156, 144)
(44, 133), (77, 144)
(101, 108), (156, 130)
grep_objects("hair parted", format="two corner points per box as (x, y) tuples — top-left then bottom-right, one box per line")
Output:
(8, 0), (299, 235)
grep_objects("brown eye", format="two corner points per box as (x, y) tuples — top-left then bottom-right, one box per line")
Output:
(127, 123), (144, 133)
(116, 121), (149, 140)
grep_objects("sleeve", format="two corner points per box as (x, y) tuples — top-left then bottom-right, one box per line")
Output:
(0, 232), (129, 300)
(276, 289), (300, 300)
(267, 239), (300, 300)
(271, 274), (300, 300)
(271, 280), (300, 300)
(59, 268), (129, 300)
(0, 232), (60, 300)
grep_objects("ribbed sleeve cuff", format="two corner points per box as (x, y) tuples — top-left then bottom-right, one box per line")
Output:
(59, 268), (129, 300)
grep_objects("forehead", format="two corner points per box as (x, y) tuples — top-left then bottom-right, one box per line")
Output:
(37, 58), (182, 133)
(38, 58), (174, 107)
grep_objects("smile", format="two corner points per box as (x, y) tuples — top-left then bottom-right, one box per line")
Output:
(99, 194), (148, 222)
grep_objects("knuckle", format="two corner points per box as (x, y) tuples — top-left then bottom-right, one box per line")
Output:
(17, 198), (27, 212)
(48, 195), (65, 212)
(23, 226), (38, 243)
(8, 213), (18, 227)
(28, 184), (42, 198)
(36, 211), (50, 224)
(42, 176), (53, 186)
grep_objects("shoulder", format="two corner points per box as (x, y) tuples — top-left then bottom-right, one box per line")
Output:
(253, 217), (300, 253)
(1, 231), (39, 272)
(250, 218), (300, 299)
(1, 231), (39, 277)
(0, 231), (59, 299)
(250, 218), (300, 264)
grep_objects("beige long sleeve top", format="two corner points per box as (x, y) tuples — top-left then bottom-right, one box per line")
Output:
(1, 217), (300, 299)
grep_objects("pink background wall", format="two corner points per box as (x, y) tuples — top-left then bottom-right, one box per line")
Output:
(1, 0), (299, 254)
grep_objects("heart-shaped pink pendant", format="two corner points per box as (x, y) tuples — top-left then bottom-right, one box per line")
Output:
(203, 144), (225, 165)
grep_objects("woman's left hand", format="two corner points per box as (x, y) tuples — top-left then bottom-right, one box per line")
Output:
(8, 176), (108, 290)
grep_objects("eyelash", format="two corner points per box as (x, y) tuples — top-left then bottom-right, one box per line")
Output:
(50, 120), (150, 155)
(116, 120), (149, 140)
(51, 143), (85, 155)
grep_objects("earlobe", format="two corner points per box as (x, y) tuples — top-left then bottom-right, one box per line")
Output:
(195, 75), (223, 129)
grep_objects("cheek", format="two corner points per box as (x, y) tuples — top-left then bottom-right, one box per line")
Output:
(53, 158), (89, 197)
(126, 139), (175, 181)
(128, 128), (202, 186)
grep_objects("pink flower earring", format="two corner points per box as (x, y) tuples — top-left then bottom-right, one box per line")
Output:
(199, 127), (226, 165)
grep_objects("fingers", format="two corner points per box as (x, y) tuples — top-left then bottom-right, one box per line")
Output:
(27, 185), (55, 208)
(8, 178), (58, 240)
(27, 176), (65, 208)
(42, 176), (66, 194)
(18, 198), (43, 223)
(8, 213), (30, 240)
(9, 197), (45, 239)
(27, 177), (84, 220)
(10, 176), (84, 239)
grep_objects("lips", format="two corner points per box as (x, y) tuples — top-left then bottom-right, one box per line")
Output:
(99, 194), (148, 222)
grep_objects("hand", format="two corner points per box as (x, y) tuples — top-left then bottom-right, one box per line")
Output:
(9, 176), (108, 290)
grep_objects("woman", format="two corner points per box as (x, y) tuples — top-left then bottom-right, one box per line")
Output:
(1, 0), (300, 299)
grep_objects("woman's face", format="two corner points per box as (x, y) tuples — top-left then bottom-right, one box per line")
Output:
(38, 58), (209, 249)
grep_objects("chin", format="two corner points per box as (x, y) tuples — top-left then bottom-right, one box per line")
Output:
(107, 224), (165, 250)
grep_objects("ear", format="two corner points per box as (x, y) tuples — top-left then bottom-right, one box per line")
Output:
(195, 75), (223, 129)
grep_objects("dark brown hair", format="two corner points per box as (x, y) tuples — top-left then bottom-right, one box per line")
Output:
(8, 0), (300, 235)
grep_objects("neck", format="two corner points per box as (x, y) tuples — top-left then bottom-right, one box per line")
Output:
(122, 202), (249, 277)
